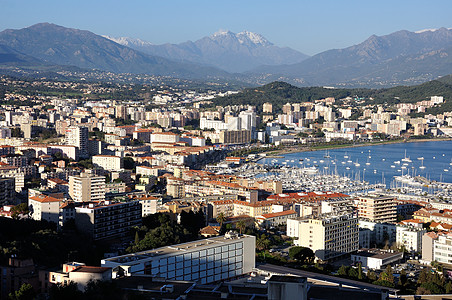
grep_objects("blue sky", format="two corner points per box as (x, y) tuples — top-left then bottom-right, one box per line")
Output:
(0, 0), (451, 55)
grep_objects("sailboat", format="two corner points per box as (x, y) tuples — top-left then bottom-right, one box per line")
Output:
(419, 159), (426, 170)
(401, 150), (412, 163)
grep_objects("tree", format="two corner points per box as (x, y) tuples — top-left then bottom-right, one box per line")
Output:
(337, 265), (349, 277)
(8, 283), (35, 300)
(216, 213), (226, 228)
(49, 282), (82, 300)
(446, 281), (452, 294)
(417, 269), (429, 285)
(367, 270), (377, 281)
(11, 203), (29, 219)
(256, 234), (271, 251)
(348, 267), (358, 278)
(123, 156), (136, 170)
(398, 269), (407, 288)
(134, 231), (140, 245)
(289, 246), (315, 265)
(236, 220), (246, 234)
(357, 263), (365, 280)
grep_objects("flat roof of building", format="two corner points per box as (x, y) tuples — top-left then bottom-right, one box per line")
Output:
(103, 233), (254, 265)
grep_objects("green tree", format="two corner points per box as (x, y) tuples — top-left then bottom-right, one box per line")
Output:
(367, 270), (377, 282)
(134, 231), (140, 245)
(348, 267), (358, 278)
(11, 203), (29, 219)
(49, 282), (82, 300)
(288, 246), (315, 265)
(445, 281), (452, 294)
(8, 283), (35, 300)
(357, 263), (364, 280)
(216, 213), (226, 228)
(236, 220), (246, 234)
(398, 269), (407, 287)
(123, 156), (136, 170)
(337, 265), (349, 277)
(417, 269), (429, 285)
(256, 234), (271, 251)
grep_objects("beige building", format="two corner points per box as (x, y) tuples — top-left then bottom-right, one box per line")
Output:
(263, 102), (273, 114)
(357, 195), (396, 223)
(92, 155), (123, 171)
(69, 173), (106, 202)
(287, 212), (359, 261)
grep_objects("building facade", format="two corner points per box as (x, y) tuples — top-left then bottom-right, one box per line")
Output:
(69, 173), (106, 202)
(102, 232), (255, 284)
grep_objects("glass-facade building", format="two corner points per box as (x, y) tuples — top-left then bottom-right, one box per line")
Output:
(102, 233), (255, 284)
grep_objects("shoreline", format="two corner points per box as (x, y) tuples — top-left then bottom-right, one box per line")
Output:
(262, 138), (452, 158)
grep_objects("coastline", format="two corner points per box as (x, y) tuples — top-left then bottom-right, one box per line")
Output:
(262, 137), (452, 158)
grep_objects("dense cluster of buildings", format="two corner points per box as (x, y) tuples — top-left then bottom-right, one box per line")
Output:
(1, 77), (452, 298)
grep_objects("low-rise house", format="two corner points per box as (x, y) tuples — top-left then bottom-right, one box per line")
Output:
(255, 210), (297, 228)
(351, 249), (403, 269)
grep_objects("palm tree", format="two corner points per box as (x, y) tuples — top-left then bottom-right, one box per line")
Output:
(216, 212), (226, 229)
(236, 220), (246, 234)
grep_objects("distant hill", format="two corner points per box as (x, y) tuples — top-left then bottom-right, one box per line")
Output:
(105, 30), (309, 73)
(0, 44), (42, 65)
(212, 75), (452, 113)
(0, 23), (230, 79)
(251, 28), (452, 87)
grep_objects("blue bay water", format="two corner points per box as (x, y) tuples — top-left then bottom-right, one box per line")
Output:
(258, 141), (452, 186)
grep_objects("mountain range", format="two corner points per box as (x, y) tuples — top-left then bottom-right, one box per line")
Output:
(251, 28), (452, 87)
(0, 23), (451, 87)
(104, 30), (309, 73)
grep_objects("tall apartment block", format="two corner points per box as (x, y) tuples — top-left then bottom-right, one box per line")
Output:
(287, 210), (358, 261)
(69, 173), (106, 202)
(65, 126), (89, 159)
(357, 195), (396, 223)
(75, 200), (141, 240)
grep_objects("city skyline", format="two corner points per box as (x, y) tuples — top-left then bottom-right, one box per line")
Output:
(0, 0), (451, 55)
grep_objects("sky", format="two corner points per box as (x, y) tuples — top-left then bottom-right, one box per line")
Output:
(0, 0), (451, 55)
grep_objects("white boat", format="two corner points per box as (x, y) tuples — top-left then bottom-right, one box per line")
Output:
(391, 165), (396, 168)
(420, 160), (426, 170)
(346, 167), (351, 170)
(417, 157), (424, 160)
(444, 169), (449, 172)
(401, 150), (412, 163)
(394, 161), (400, 164)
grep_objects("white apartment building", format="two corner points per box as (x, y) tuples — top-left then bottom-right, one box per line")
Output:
(102, 232), (255, 284)
(65, 126), (89, 158)
(69, 173), (105, 202)
(200, 118), (227, 131)
(92, 155), (123, 171)
(433, 233), (452, 264)
(151, 132), (180, 144)
(287, 212), (359, 261)
(28, 194), (61, 224)
(396, 225), (425, 253)
(139, 196), (159, 217)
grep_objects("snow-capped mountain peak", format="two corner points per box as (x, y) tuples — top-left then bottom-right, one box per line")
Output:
(209, 30), (272, 46)
(237, 31), (272, 46)
(102, 35), (153, 47)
